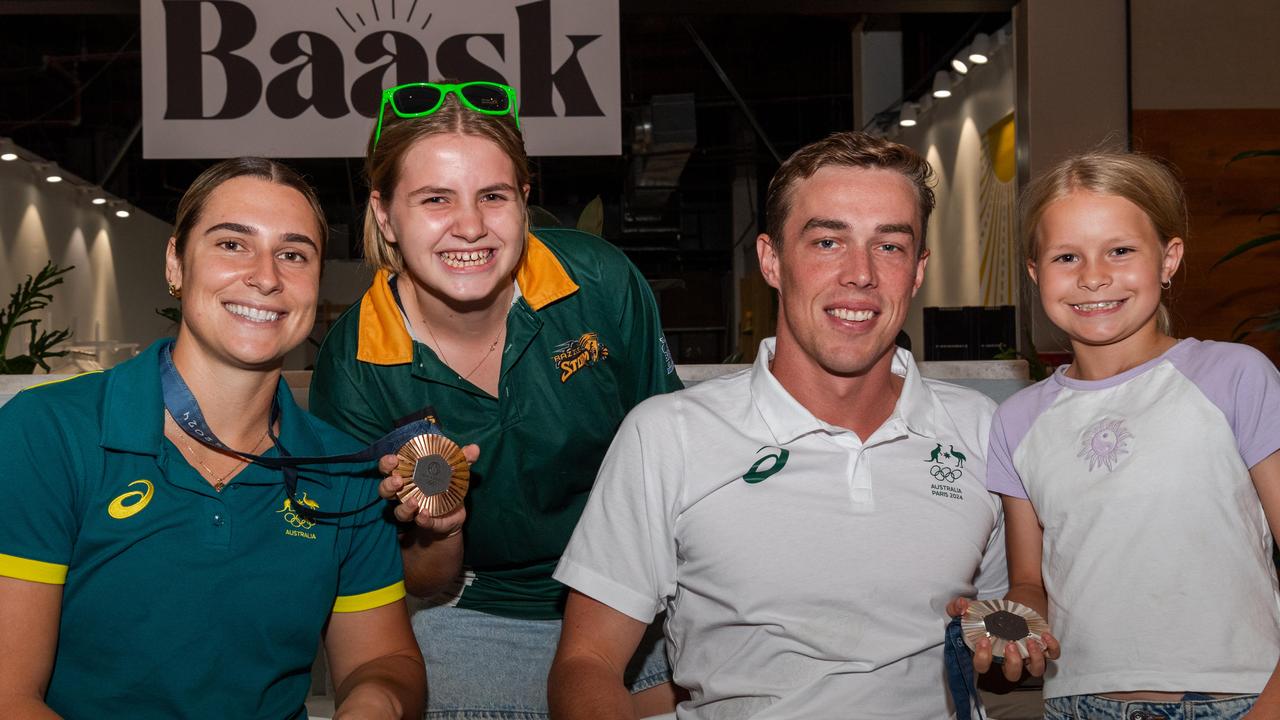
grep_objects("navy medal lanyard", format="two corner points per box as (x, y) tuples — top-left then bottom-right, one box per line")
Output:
(159, 341), (443, 520)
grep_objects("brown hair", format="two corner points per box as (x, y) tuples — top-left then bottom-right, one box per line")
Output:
(764, 131), (936, 253)
(1020, 150), (1188, 333)
(172, 157), (328, 260)
(363, 94), (532, 273)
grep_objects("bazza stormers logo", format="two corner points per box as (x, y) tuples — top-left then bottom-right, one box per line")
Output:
(277, 492), (319, 540)
(552, 332), (609, 382)
(925, 442), (967, 500)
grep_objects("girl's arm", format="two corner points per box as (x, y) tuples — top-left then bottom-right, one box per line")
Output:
(1245, 449), (1280, 720)
(950, 495), (1059, 683)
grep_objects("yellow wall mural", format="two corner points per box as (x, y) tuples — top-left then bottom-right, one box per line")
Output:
(979, 112), (1017, 306)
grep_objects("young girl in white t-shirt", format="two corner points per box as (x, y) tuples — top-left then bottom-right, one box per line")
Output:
(953, 150), (1280, 720)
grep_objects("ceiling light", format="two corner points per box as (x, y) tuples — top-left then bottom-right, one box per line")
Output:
(46, 173), (63, 183)
(898, 103), (918, 127)
(91, 197), (108, 205)
(951, 53), (969, 74)
(115, 207), (131, 218)
(969, 33), (991, 64)
(931, 71), (953, 99)
(0, 152), (16, 162)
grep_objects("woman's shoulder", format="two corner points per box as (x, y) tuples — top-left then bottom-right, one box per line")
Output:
(531, 227), (637, 280)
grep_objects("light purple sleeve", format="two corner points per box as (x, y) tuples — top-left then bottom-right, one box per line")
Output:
(985, 380), (1063, 499)
(1171, 340), (1280, 468)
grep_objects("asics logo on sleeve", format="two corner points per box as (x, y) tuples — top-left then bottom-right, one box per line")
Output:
(107, 479), (154, 519)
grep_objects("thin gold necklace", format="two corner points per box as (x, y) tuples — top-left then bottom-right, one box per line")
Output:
(424, 322), (506, 380)
(168, 417), (271, 492)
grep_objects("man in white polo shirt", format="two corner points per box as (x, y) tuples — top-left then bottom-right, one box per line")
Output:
(548, 131), (1008, 719)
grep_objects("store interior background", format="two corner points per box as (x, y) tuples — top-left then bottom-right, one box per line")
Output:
(1, 0), (1278, 375)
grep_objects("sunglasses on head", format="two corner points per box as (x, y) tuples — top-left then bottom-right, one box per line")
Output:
(373, 81), (520, 149)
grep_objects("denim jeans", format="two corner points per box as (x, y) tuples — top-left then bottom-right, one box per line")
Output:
(1044, 693), (1257, 720)
(412, 604), (671, 719)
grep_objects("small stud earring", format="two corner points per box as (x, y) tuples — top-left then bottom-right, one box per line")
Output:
(167, 282), (182, 299)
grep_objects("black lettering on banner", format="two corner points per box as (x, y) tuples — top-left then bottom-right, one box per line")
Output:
(163, 0), (262, 119)
(517, 0), (603, 117)
(351, 31), (431, 118)
(437, 34), (507, 84)
(267, 32), (349, 119)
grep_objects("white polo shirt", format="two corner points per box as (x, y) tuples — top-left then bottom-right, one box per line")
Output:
(556, 338), (1008, 719)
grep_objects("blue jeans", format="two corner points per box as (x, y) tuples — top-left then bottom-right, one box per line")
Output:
(1044, 693), (1257, 720)
(412, 604), (671, 719)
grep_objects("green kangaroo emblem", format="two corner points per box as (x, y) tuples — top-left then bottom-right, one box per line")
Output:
(926, 443), (943, 463)
(743, 446), (790, 484)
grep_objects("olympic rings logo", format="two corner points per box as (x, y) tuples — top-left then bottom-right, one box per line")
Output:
(930, 465), (963, 482)
(282, 511), (316, 530)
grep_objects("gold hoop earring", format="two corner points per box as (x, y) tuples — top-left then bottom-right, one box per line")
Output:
(167, 282), (182, 299)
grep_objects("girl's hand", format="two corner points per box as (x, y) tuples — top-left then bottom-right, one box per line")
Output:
(946, 596), (1061, 681)
(376, 444), (479, 538)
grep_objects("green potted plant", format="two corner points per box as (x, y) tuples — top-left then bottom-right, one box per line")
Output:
(0, 261), (74, 374)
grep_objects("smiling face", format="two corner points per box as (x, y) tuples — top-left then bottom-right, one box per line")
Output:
(165, 176), (322, 371)
(759, 165), (928, 378)
(1028, 190), (1182, 354)
(371, 133), (529, 309)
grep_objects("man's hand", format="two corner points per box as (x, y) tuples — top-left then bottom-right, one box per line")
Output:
(946, 596), (1060, 682)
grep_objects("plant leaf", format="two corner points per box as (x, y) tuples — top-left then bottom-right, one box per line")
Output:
(1211, 233), (1280, 269)
(576, 196), (605, 237)
(1228, 149), (1280, 164)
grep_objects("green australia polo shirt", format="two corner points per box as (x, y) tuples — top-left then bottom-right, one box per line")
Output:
(0, 340), (404, 719)
(310, 228), (682, 620)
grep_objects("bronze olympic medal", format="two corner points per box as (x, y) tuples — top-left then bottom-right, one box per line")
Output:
(961, 599), (1050, 658)
(394, 434), (470, 517)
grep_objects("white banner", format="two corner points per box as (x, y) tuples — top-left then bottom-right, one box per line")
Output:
(140, 0), (620, 158)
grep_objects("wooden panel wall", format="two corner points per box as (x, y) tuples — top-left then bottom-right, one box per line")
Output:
(1132, 109), (1280, 364)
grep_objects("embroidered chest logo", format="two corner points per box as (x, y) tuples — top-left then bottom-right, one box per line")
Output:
(925, 442), (966, 501)
(1078, 417), (1133, 472)
(108, 479), (154, 520)
(552, 332), (609, 382)
(277, 492), (319, 540)
(743, 446), (789, 484)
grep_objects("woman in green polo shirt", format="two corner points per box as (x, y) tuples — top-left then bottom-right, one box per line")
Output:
(0, 157), (426, 719)
(308, 83), (683, 718)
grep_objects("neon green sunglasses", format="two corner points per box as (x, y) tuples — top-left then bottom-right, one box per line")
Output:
(373, 81), (520, 148)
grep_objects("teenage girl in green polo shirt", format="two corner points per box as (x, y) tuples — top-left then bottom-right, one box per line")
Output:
(308, 83), (683, 718)
(0, 158), (426, 718)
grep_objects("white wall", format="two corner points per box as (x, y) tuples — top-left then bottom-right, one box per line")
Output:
(893, 31), (1016, 356)
(0, 158), (174, 368)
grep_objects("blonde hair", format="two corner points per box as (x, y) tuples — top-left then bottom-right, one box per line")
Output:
(1020, 150), (1188, 334)
(362, 94), (531, 273)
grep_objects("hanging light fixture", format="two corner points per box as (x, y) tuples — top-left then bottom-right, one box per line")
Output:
(898, 103), (918, 127)
(969, 33), (991, 64)
(44, 165), (64, 183)
(931, 71), (953, 99)
(951, 53), (970, 75)
(91, 197), (109, 205)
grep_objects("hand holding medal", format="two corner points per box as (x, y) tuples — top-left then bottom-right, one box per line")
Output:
(946, 596), (1060, 682)
(378, 440), (478, 536)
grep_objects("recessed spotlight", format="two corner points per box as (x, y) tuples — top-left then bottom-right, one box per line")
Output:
(115, 208), (131, 218)
(0, 152), (17, 162)
(92, 197), (108, 205)
(46, 173), (63, 183)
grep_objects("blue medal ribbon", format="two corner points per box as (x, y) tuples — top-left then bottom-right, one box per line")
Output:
(944, 616), (987, 720)
(159, 340), (444, 519)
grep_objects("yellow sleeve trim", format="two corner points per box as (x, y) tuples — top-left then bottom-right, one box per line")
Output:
(0, 553), (68, 585)
(332, 580), (405, 613)
(19, 370), (103, 393)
